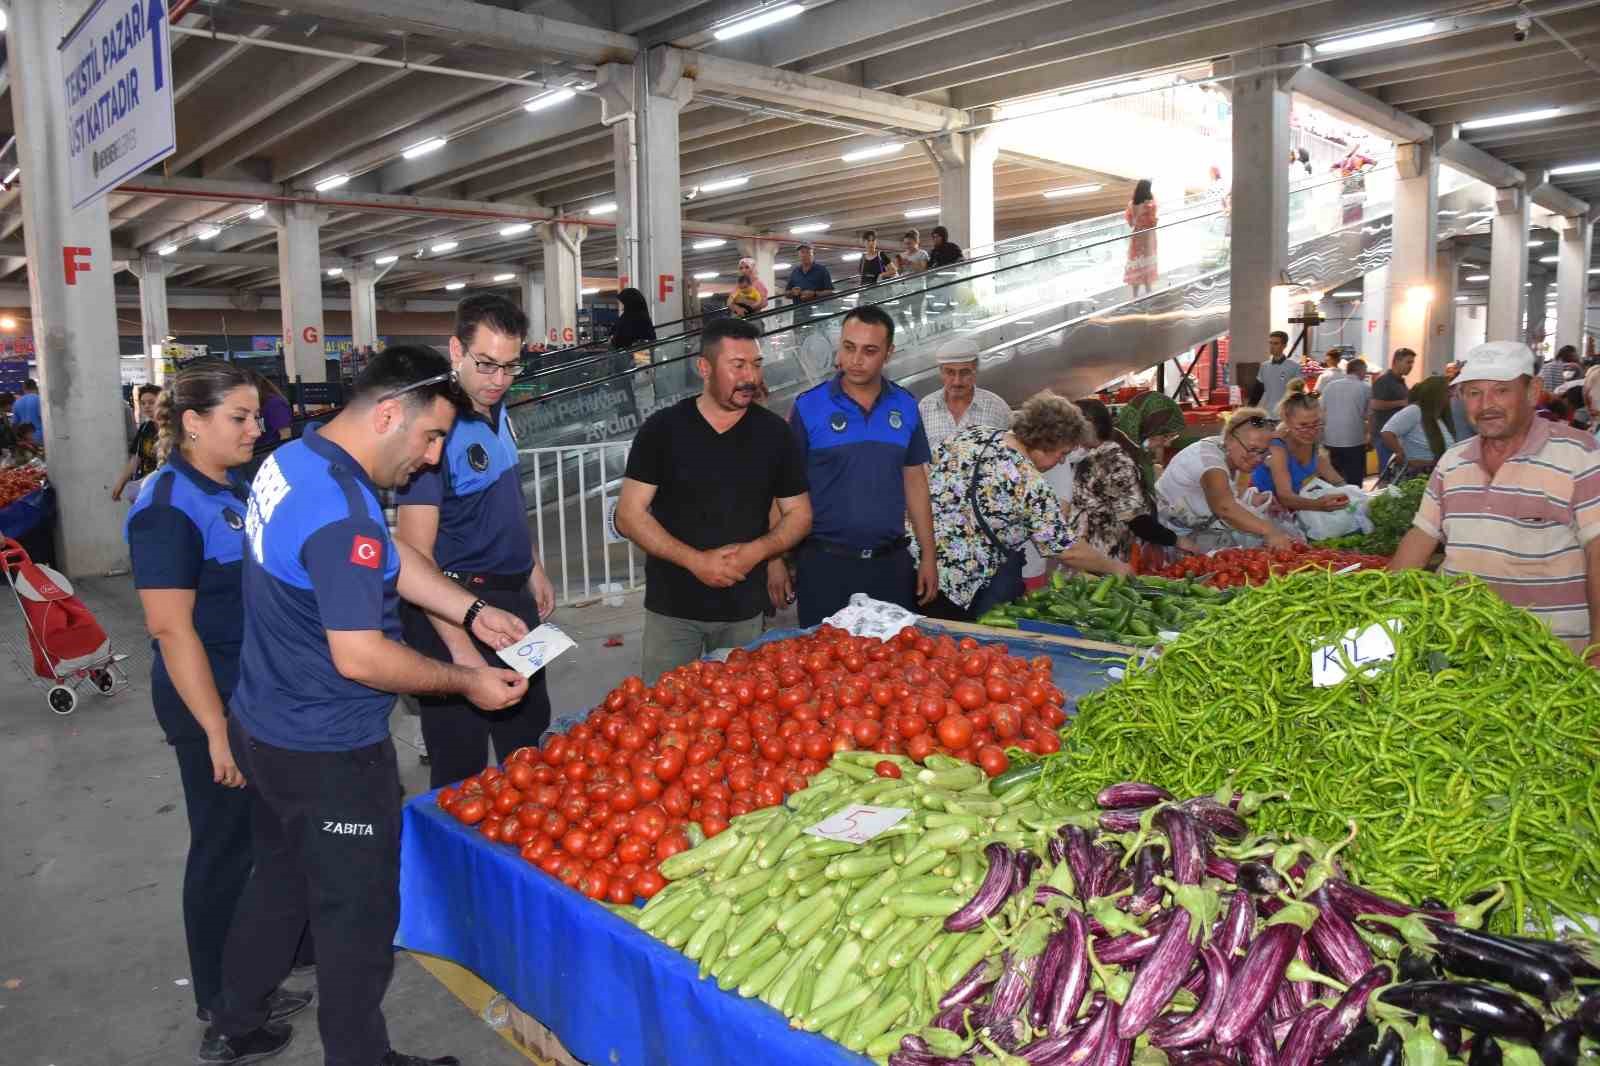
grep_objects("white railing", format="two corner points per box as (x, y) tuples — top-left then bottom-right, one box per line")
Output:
(520, 442), (644, 607)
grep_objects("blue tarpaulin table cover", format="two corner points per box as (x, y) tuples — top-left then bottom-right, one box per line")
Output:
(395, 624), (1119, 1066)
(0, 484), (53, 540)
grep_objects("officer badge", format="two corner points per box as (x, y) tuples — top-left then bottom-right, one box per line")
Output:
(888, 410), (903, 430)
(222, 508), (245, 531)
(467, 443), (490, 471)
(829, 412), (848, 433)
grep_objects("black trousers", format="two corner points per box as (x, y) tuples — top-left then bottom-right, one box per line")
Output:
(1326, 445), (1369, 488)
(171, 736), (255, 1014)
(214, 717), (402, 1066)
(794, 542), (917, 628)
(400, 581), (553, 790)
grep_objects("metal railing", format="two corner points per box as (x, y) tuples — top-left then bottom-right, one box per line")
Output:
(522, 441), (644, 607)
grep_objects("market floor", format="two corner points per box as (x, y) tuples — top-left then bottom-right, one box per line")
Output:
(0, 572), (679, 1066)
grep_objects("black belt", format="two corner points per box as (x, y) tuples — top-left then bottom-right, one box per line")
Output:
(442, 569), (531, 591)
(806, 535), (910, 561)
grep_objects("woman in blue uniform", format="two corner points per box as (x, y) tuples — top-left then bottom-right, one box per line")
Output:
(125, 361), (311, 1028)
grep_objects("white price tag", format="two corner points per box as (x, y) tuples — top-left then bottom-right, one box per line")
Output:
(803, 804), (911, 845)
(495, 623), (576, 678)
(1311, 619), (1402, 687)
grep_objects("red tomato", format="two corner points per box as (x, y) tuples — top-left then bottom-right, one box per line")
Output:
(661, 784), (691, 818)
(874, 760), (902, 779)
(753, 779), (783, 808)
(537, 850), (564, 876)
(976, 744), (1009, 777)
(655, 831), (691, 862)
(1034, 732), (1062, 754)
(584, 832), (614, 861)
(479, 817), (505, 842)
(936, 714), (975, 750)
(852, 719), (883, 746)
(616, 835), (651, 864)
(992, 705), (1021, 740)
(700, 814), (730, 838)
(454, 796), (488, 825)
(608, 784), (640, 812)
(906, 733), (936, 762)
(952, 680), (986, 711)
(629, 805), (668, 842)
(480, 766), (505, 785)
(520, 835), (553, 863)
(653, 747), (686, 782)
(801, 732), (831, 762)
(577, 870), (610, 900)
(634, 870), (667, 898)
(897, 714), (927, 738)
(436, 786), (459, 810)
(985, 676), (1013, 703)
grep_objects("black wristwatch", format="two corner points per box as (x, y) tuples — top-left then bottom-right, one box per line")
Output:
(462, 598), (487, 630)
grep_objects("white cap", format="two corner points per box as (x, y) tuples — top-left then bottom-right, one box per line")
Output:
(1456, 341), (1534, 384)
(935, 336), (981, 365)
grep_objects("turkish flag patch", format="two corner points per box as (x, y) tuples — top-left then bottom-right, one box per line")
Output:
(349, 535), (383, 569)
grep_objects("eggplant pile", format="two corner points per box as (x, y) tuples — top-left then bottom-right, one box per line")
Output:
(887, 782), (1600, 1066)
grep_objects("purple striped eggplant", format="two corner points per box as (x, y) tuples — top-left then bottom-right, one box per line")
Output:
(1206, 856), (1240, 883)
(938, 958), (997, 1009)
(1151, 943), (1231, 1049)
(945, 842), (1017, 932)
(1052, 998), (1113, 1066)
(1239, 1017), (1278, 1066)
(1128, 845), (1165, 913)
(1044, 911), (1091, 1037)
(1282, 939), (1317, 1012)
(1315, 964), (1393, 1059)
(1099, 808), (1148, 833)
(1098, 782), (1172, 809)
(1216, 890), (1258, 960)
(1119, 905), (1202, 1037)
(1239, 862), (1290, 898)
(1213, 900), (1321, 1046)
(1276, 1005), (1330, 1066)
(1061, 826), (1098, 894)
(1322, 878), (1453, 928)
(1095, 911), (1174, 964)
(1304, 887), (1374, 985)
(984, 949), (1038, 1030)
(1157, 807), (1208, 884)
(1180, 796), (1249, 840)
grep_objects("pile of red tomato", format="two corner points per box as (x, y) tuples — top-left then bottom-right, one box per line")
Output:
(434, 625), (1069, 903)
(1146, 543), (1389, 588)
(0, 466), (45, 509)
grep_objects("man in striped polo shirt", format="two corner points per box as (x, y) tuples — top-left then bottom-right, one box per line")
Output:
(1391, 341), (1600, 664)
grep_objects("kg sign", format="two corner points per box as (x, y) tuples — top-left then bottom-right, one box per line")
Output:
(60, 0), (177, 211)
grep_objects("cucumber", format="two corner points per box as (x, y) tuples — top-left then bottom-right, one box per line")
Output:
(888, 920), (944, 969)
(786, 888), (843, 946)
(731, 879), (772, 915)
(915, 765), (984, 790)
(717, 866), (775, 899)
(768, 935), (826, 1015)
(659, 827), (743, 880)
(801, 837), (857, 859)
(942, 795), (1004, 818)
(782, 857), (827, 883)
(689, 893), (721, 922)
(812, 935), (866, 1007)
(684, 897), (734, 960)
(910, 823), (973, 856)
(893, 874), (955, 897)
(844, 867), (900, 916)
(925, 930), (963, 973)
(858, 903), (902, 941)
(994, 777), (1039, 805)
(766, 869), (800, 899)
(757, 823), (803, 868)
(716, 932), (783, 991)
(958, 849), (982, 890)
(941, 926), (999, 989)
(905, 959), (927, 1015)
(776, 834), (812, 865)
(863, 920), (916, 978)
(889, 833), (911, 865)
(867, 1028), (917, 1058)
(739, 940), (793, 999)
(663, 904), (702, 949)
(636, 884), (699, 933)
(897, 848), (949, 880)
(921, 811), (985, 831)
(696, 928), (727, 980)
(712, 832), (760, 882)
(725, 899), (782, 958)
(830, 758), (877, 781)
(790, 952), (821, 1022)
(794, 873), (828, 898)
(887, 893), (962, 919)
(775, 891), (828, 937)
(922, 754), (968, 772)
(604, 903), (639, 924)
(803, 978), (872, 1032)
(828, 852), (895, 881)
(844, 993), (913, 1052)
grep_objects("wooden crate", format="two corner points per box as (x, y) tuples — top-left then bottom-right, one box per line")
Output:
(504, 1001), (586, 1066)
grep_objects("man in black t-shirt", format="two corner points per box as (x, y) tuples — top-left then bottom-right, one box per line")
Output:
(927, 225), (964, 268)
(617, 317), (812, 681)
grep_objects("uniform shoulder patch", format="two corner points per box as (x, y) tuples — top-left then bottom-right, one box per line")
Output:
(349, 535), (382, 569)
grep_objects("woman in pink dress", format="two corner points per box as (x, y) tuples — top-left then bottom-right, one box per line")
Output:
(1124, 179), (1158, 296)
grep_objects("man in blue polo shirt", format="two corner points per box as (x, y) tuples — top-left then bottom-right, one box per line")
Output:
(396, 294), (556, 789)
(202, 348), (530, 1066)
(783, 243), (836, 303)
(12, 377), (42, 438)
(784, 305), (938, 626)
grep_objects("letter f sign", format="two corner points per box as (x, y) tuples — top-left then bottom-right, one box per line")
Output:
(63, 247), (91, 286)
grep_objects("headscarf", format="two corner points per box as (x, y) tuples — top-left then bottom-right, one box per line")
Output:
(1409, 376), (1454, 459)
(1115, 392), (1185, 492)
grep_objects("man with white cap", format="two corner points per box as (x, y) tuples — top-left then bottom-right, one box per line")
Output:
(1391, 341), (1600, 665)
(919, 336), (1014, 451)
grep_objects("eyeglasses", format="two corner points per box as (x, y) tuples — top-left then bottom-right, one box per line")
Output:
(465, 356), (527, 379)
(376, 370), (454, 404)
(1228, 416), (1269, 437)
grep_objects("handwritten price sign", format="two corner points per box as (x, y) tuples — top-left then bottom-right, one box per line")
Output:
(1311, 619), (1402, 687)
(804, 804), (911, 845)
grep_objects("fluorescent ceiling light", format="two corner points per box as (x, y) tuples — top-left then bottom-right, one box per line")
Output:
(692, 238), (728, 250)
(157, 244), (178, 256)
(1524, 282), (1532, 287)
(841, 143), (904, 163)
(499, 223), (533, 237)
(247, 206), (266, 221)
(1314, 20), (1436, 55)
(1527, 241), (1546, 249)
(698, 176), (750, 194)
(1590, 268), (1600, 275)
(197, 226), (221, 240)
(792, 222), (830, 234)
(1460, 108), (1561, 131)
(904, 207), (940, 219)
(493, 273), (515, 282)
(326, 268), (342, 277)
(375, 255), (399, 265)
(445, 281), (466, 291)
(580, 287), (601, 295)
(588, 202), (618, 216)
(1331, 290), (1361, 298)
(1455, 295), (1470, 302)
(402, 136), (447, 160)
(313, 173), (350, 192)
(430, 241), (459, 254)
(713, 3), (804, 41)
(1465, 274), (1489, 281)
(2, 167), (18, 185)
(773, 262), (790, 271)
(1043, 184), (1104, 199)
(1539, 255), (1559, 263)
(840, 251), (862, 261)
(1461, 261), (1482, 269)
(1550, 161), (1600, 176)
(693, 271), (719, 280)
(524, 88), (576, 112)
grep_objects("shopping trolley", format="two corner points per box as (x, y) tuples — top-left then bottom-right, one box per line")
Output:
(0, 537), (129, 714)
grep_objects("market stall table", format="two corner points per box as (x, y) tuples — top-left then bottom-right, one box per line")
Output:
(395, 623), (1122, 1066)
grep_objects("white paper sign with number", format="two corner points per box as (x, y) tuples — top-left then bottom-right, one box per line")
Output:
(496, 623), (576, 678)
(1311, 619), (1402, 687)
(804, 804), (911, 845)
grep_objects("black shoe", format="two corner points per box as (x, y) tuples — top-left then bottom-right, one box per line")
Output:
(290, 961), (317, 977)
(379, 1052), (461, 1066)
(197, 988), (314, 1025)
(197, 1021), (293, 1064)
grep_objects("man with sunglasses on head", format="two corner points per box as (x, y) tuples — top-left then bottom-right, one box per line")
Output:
(202, 346), (530, 1066)
(395, 294), (557, 790)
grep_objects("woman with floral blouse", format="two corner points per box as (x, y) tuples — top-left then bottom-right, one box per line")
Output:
(1071, 399), (1198, 565)
(918, 394), (1131, 622)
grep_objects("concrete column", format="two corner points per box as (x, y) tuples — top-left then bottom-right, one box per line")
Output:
(738, 237), (777, 303)
(345, 262), (393, 351)
(1527, 275), (1550, 349)
(1555, 213), (1595, 353)
(1362, 266), (1391, 370)
(931, 126), (998, 252)
(127, 255), (174, 384)
(271, 202), (328, 382)
(521, 272), (547, 346)
(541, 222), (586, 346)
(8, 0), (132, 575)
(1387, 141), (1440, 376)
(1487, 186), (1529, 343)
(1430, 244), (1459, 369)
(601, 49), (694, 328)
(1227, 55), (1291, 368)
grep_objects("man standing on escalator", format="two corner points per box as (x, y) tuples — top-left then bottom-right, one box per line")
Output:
(394, 294), (556, 789)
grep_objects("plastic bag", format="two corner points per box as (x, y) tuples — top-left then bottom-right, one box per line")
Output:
(1295, 478), (1372, 541)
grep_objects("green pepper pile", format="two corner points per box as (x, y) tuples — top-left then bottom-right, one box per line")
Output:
(1316, 477), (1428, 556)
(976, 572), (1232, 645)
(1034, 568), (1600, 935)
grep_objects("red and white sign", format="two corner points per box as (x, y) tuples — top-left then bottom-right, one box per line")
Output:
(349, 535), (382, 569)
(63, 246), (91, 285)
(658, 273), (675, 303)
(302, 325), (320, 344)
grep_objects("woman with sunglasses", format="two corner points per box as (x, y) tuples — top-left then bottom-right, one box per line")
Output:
(124, 360), (312, 1030)
(1248, 391), (1354, 513)
(1155, 406), (1297, 552)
